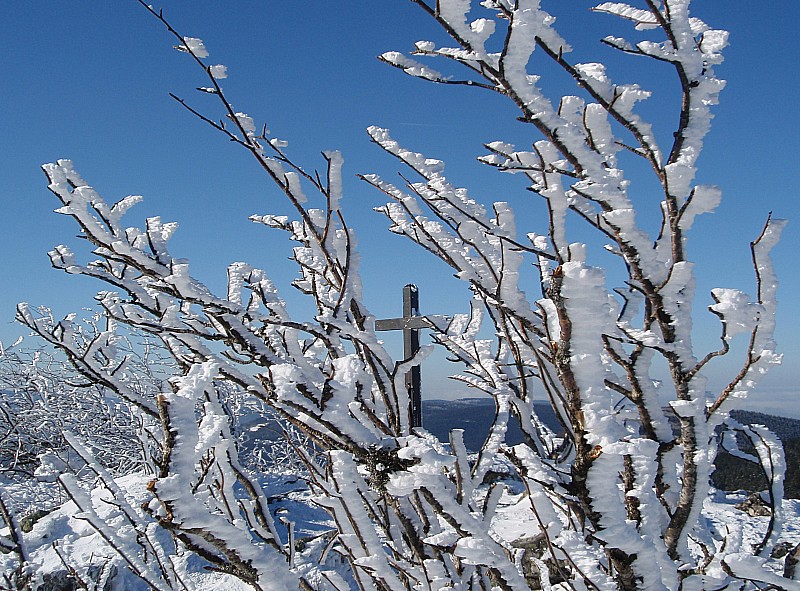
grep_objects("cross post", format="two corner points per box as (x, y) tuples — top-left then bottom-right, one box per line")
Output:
(375, 284), (430, 428)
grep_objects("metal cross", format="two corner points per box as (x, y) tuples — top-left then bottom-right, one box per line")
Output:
(375, 284), (432, 428)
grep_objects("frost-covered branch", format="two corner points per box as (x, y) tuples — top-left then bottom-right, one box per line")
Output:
(14, 1), (789, 590)
(365, 0), (788, 589)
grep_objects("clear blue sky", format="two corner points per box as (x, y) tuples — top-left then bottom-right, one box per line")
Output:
(1, 2), (797, 415)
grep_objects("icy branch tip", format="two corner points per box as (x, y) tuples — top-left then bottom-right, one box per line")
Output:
(176, 37), (209, 58)
(209, 64), (227, 79)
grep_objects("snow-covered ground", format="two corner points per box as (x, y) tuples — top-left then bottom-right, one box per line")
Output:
(2, 470), (798, 590)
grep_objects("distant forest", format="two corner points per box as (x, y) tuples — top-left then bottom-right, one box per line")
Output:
(423, 400), (800, 498)
(713, 410), (800, 498)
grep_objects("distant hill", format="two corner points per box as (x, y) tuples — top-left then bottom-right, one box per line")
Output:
(422, 398), (559, 451)
(714, 409), (800, 498)
(728, 409), (800, 442)
(421, 398), (800, 498)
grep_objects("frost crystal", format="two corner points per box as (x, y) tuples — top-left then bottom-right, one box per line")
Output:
(209, 64), (227, 79)
(178, 36), (209, 58)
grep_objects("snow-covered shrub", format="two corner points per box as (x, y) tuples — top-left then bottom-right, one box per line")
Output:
(5, 1), (796, 590)
(0, 319), (163, 501)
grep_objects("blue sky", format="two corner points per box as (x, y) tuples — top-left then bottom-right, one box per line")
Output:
(1, 2), (798, 415)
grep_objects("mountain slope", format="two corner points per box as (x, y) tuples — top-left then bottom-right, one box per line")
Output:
(421, 398), (800, 497)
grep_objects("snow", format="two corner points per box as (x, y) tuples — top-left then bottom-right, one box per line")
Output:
(208, 64), (227, 79)
(710, 288), (763, 337)
(380, 51), (448, 81)
(4, 441), (346, 588)
(11, 2), (791, 590)
(179, 37), (209, 58)
(234, 111), (256, 133)
(593, 3), (660, 30)
(8, 452), (798, 591)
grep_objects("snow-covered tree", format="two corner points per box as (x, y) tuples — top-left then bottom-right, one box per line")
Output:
(7, 1), (793, 589)
(0, 316), (167, 484)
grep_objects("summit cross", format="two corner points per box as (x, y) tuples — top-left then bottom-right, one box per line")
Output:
(374, 284), (443, 428)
